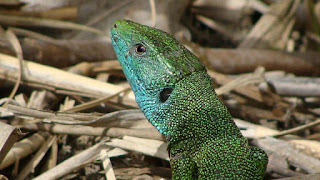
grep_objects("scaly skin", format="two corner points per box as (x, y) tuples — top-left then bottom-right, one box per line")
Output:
(110, 20), (268, 179)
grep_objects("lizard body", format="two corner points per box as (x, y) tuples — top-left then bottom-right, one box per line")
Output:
(110, 20), (267, 179)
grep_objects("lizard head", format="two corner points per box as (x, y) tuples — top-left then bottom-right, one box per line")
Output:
(110, 20), (205, 134)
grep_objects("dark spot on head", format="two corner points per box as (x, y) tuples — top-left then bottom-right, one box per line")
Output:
(160, 88), (173, 103)
(114, 23), (117, 28)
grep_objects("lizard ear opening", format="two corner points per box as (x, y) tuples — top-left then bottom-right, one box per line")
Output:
(160, 88), (173, 103)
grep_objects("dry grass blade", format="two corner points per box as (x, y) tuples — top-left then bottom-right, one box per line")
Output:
(149, 0), (156, 27)
(238, 0), (300, 49)
(64, 87), (131, 112)
(0, 53), (136, 106)
(215, 67), (265, 95)
(16, 135), (57, 180)
(23, 123), (164, 141)
(196, 15), (240, 41)
(234, 119), (279, 139)
(202, 48), (320, 75)
(266, 76), (320, 96)
(10, 27), (58, 44)
(307, 31), (320, 44)
(254, 137), (320, 174)
(47, 139), (58, 170)
(275, 174), (320, 180)
(0, 7), (77, 20)
(271, 119), (320, 138)
(207, 70), (265, 103)
(100, 149), (116, 180)
(33, 142), (108, 180)
(0, 14), (106, 36)
(106, 136), (168, 161)
(0, 122), (21, 164)
(86, 0), (133, 26)
(2, 29), (23, 107)
(0, 132), (49, 170)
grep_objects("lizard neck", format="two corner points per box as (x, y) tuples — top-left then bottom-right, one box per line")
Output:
(136, 71), (243, 145)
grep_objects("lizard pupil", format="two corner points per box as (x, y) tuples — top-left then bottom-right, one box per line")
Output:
(135, 44), (146, 54)
(160, 88), (173, 103)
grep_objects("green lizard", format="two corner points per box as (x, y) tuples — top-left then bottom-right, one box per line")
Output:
(110, 20), (268, 179)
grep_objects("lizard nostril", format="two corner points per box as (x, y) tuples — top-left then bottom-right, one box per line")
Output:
(114, 23), (118, 28)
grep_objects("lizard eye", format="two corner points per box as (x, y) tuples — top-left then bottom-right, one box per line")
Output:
(135, 43), (146, 54)
(160, 88), (173, 103)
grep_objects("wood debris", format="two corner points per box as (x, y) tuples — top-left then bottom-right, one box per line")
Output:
(0, 0), (320, 179)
